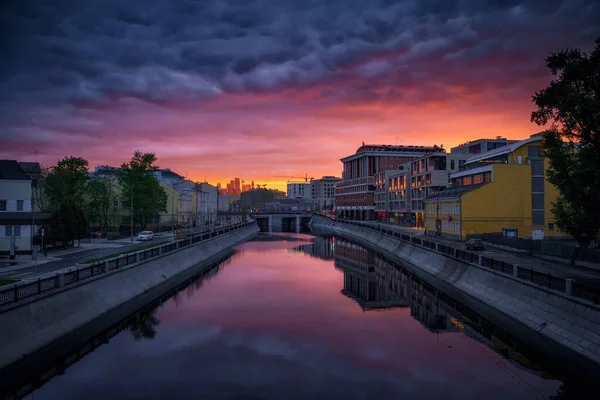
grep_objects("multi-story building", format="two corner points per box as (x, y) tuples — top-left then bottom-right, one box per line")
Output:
(424, 133), (562, 240)
(374, 169), (405, 222)
(0, 160), (51, 256)
(335, 143), (442, 221)
(311, 176), (340, 211)
(408, 152), (468, 227)
(287, 181), (312, 201)
(450, 137), (519, 155)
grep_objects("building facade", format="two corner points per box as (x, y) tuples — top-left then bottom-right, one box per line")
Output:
(424, 134), (562, 240)
(287, 181), (312, 201)
(0, 160), (51, 255)
(311, 176), (340, 211)
(335, 143), (442, 221)
(450, 137), (519, 155)
(408, 153), (468, 228)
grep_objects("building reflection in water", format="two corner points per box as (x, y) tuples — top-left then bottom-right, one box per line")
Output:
(292, 236), (336, 261)
(332, 236), (550, 372)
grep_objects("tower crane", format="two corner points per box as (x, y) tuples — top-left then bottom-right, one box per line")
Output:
(273, 173), (314, 182)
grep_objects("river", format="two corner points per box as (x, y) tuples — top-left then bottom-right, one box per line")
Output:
(11, 232), (584, 399)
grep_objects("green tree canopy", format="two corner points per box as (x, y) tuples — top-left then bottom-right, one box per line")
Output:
(531, 37), (600, 250)
(43, 157), (90, 243)
(87, 176), (117, 230)
(119, 151), (168, 228)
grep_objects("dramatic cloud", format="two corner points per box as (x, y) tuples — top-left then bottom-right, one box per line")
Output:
(1, 0), (599, 187)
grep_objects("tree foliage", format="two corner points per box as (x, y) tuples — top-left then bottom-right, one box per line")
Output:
(119, 151), (168, 228)
(44, 157), (90, 243)
(87, 176), (117, 230)
(531, 38), (600, 249)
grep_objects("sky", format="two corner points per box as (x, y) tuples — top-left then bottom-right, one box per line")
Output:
(1, 0), (599, 191)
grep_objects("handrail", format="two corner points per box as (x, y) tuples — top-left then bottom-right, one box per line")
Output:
(0, 221), (257, 308)
(312, 214), (599, 305)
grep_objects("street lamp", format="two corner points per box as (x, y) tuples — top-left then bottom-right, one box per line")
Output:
(130, 181), (145, 242)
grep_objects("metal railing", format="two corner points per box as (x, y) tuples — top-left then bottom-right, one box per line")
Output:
(0, 221), (256, 308)
(314, 215), (600, 305)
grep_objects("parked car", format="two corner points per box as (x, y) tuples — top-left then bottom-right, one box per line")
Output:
(137, 231), (154, 241)
(466, 239), (484, 251)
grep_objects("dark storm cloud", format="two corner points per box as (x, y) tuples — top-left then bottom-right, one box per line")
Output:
(0, 0), (599, 126)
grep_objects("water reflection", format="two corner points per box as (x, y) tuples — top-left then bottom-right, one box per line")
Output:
(13, 234), (575, 399)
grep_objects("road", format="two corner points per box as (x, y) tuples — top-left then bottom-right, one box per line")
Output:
(0, 239), (169, 281)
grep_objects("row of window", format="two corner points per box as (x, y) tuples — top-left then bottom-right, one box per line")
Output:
(2, 225), (23, 237)
(425, 203), (460, 215)
(0, 199), (27, 212)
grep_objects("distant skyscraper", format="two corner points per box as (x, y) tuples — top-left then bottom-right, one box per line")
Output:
(251, 180), (255, 190)
(234, 177), (241, 195)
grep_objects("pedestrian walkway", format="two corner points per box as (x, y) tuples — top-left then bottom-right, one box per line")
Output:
(338, 219), (600, 286)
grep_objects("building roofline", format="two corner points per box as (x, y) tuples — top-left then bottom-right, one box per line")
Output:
(464, 135), (542, 165)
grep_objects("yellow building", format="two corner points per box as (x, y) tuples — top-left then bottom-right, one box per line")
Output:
(424, 134), (564, 240)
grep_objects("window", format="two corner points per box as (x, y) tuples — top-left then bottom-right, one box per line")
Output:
(17, 200), (24, 211)
(532, 193), (544, 210)
(484, 172), (492, 183)
(462, 176), (472, 185)
(473, 174), (483, 184)
(6, 225), (21, 237)
(548, 222), (554, 231)
(0, 200), (6, 211)
(517, 155), (523, 164)
(532, 177), (545, 193)
(532, 210), (545, 226)
(113, 200), (119, 208)
(451, 160), (455, 170)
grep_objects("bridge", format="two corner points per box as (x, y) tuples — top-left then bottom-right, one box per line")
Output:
(245, 213), (313, 232)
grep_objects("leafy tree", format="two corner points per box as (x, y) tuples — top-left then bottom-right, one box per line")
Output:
(129, 310), (160, 341)
(531, 38), (600, 259)
(87, 176), (117, 231)
(32, 165), (51, 212)
(44, 157), (90, 245)
(119, 151), (168, 229)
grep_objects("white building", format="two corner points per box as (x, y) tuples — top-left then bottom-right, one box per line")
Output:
(311, 176), (340, 211)
(0, 160), (50, 256)
(196, 182), (219, 224)
(287, 181), (312, 201)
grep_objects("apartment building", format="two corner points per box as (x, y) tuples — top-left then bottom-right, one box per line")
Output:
(311, 176), (340, 211)
(335, 143), (442, 221)
(408, 153), (469, 227)
(424, 134), (562, 240)
(450, 137), (519, 155)
(287, 181), (312, 201)
(0, 160), (51, 256)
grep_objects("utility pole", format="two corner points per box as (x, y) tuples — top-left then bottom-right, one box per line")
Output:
(130, 186), (134, 242)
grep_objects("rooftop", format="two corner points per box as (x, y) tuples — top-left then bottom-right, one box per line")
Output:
(464, 135), (543, 165)
(0, 160), (29, 180)
(355, 143), (445, 154)
(452, 136), (516, 148)
(425, 183), (488, 200)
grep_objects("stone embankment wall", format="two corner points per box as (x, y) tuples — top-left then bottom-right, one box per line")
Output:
(311, 216), (600, 377)
(0, 224), (259, 370)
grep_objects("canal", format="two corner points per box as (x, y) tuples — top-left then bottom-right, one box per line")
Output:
(5, 233), (588, 399)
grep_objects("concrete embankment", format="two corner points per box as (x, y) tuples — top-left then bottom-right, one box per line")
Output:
(0, 224), (259, 370)
(311, 216), (600, 379)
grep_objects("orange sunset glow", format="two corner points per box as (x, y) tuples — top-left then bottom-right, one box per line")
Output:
(2, 1), (599, 192)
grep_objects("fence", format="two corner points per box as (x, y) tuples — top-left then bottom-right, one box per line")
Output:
(317, 215), (600, 305)
(0, 222), (255, 308)
(466, 232), (600, 264)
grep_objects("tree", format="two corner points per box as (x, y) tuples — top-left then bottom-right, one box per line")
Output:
(129, 309), (160, 341)
(119, 151), (168, 229)
(531, 38), (600, 260)
(32, 165), (51, 212)
(44, 157), (90, 245)
(86, 176), (117, 231)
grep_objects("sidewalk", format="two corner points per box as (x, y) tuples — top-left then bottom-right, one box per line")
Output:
(0, 241), (131, 273)
(341, 219), (600, 286)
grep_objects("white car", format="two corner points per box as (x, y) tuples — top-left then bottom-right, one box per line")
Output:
(137, 231), (154, 241)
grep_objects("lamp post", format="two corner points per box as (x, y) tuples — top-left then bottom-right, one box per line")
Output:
(130, 181), (145, 242)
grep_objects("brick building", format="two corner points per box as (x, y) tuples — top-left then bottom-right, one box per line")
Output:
(335, 143), (442, 220)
